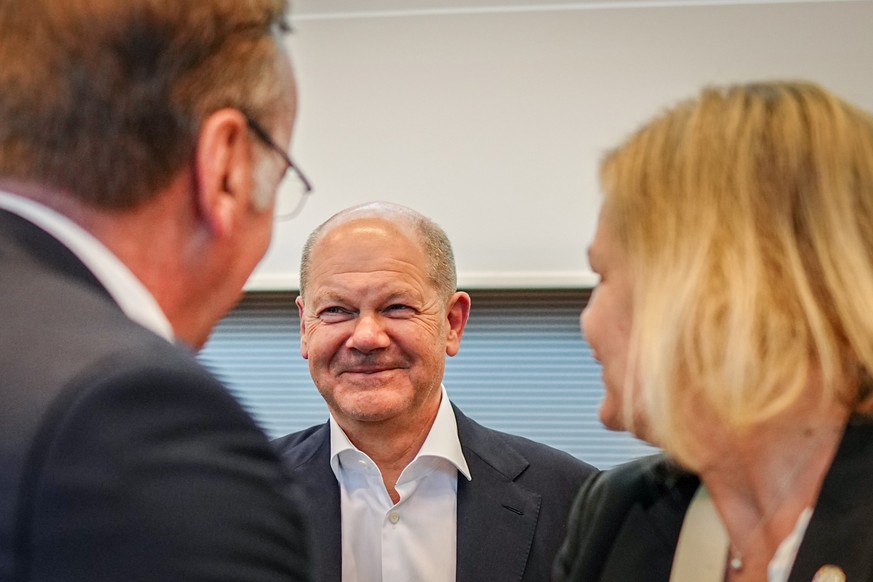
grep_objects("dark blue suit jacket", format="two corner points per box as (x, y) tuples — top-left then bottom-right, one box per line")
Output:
(273, 404), (595, 582)
(0, 208), (310, 581)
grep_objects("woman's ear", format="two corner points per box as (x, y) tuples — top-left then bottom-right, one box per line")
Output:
(193, 108), (254, 238)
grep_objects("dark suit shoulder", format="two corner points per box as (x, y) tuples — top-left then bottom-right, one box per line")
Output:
(572, 455), (667, 532)
(553, 454), (695, 582)
(487, 427), (595, 474)
(452, 403), (596, 482)
(272, 424), (331, 468)
(11, 344), (312, 581)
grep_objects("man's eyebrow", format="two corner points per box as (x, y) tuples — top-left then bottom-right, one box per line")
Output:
(310, 290), (347, 304)
(384, 289), (417, 301)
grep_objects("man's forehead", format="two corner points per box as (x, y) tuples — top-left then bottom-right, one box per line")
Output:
(320, 215), (414, 241)
(313, 217), (422, 259)
(306, 227), (434, 302)
(310, 279), (421, 300)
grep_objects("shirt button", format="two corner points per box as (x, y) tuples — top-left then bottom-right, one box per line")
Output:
(388, 512), (400, 524)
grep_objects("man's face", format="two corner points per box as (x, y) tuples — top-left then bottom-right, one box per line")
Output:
(297, 217), (468, 431)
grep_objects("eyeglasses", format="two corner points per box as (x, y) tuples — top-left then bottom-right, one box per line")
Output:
(244, 113), (313, 221)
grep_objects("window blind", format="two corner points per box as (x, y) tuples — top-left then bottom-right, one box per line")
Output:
(198, 289), (656, 469)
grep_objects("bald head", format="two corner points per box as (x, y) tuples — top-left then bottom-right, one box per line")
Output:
(299, 202), (457, 300)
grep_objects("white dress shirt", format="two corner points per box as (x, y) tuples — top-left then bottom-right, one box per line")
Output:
(330, 385), (471, 582)
(0, 191), (174, 341)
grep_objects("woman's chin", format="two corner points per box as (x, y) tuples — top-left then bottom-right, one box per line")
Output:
(598, 400), (627, 432)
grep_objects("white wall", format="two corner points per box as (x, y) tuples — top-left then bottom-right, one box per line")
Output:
(248, 0), (873, 290)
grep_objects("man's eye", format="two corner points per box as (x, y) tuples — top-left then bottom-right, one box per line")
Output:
(319, 307), (353, 321)
(385, 304), (414, 315)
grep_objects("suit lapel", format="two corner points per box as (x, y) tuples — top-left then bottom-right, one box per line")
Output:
(789, 419), (873, 582)
(282, 424), (343, 582)
(454, 406), (540, 582)
(600, 477), (692, 580)
(591, 456), (696, 581)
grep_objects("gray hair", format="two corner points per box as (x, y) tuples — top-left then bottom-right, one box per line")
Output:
(299, 202), (457, 299)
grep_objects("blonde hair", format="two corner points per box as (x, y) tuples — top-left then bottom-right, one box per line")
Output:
(601, 81), (873, 466)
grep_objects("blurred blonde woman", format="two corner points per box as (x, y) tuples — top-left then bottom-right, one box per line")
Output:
(554, 82), (873, 582)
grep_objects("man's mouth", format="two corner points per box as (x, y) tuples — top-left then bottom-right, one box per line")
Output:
(341, 365), (397, 375)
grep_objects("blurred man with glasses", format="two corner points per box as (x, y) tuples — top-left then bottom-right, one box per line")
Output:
(0, 1), (312, 580)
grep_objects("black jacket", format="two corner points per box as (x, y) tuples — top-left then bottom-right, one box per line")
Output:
(554, 418), (873, 581)
(0, 209), (311, 581)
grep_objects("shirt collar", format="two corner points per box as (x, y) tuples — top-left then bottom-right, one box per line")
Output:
(0, 191), (175, 342)
(329, 385), (471, 481)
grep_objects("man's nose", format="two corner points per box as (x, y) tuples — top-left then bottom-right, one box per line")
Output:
(346, 313), (390, 352)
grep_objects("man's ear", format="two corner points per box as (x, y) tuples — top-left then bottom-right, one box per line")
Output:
(296, 295), (310, 359)
(193, 108), (253, 238)
(445, 291), (471, 357)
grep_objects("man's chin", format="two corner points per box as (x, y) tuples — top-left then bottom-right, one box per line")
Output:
(333, 389), (409, 422)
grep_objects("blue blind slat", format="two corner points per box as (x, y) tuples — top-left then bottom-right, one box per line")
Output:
(199, 290), (657, 469)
